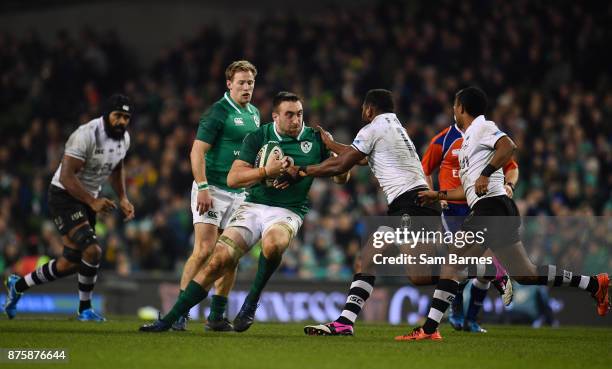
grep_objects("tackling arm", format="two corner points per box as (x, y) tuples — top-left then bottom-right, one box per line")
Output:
(301, 147), (365, 177)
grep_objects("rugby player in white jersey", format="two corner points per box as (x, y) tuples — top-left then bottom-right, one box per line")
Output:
(397, 86), (609, 341)
(293, 89), (443, 336)
(4, 95), (135, 322)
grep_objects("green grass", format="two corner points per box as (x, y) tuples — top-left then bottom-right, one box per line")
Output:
(0, 317), (611, 369)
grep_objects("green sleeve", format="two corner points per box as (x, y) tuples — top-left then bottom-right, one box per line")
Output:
(196, 105), (224, 145)
(238, 129), (263, 165)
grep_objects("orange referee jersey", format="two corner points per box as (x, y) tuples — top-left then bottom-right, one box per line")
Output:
(422, 124), (518, 201)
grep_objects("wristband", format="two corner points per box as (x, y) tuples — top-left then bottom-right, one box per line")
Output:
(259, 167), (267, 178)
(197, 182), (209, 191)
(480, 164), (497, 177)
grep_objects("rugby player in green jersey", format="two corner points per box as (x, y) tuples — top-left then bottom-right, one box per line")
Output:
(140, 92), (348, 333)
(174, 60), (260, 331)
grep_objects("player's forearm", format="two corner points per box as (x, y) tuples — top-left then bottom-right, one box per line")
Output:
(504, 168), (519, 186)
(439, 186), (466, 201)
(426, 175), (435, 190)
(227, 167), (266, 188)
(305, 156), (352, 177)
(59, 174), (97, 206)
(109, 165), (128, 201)
(190, 147), (208, 184)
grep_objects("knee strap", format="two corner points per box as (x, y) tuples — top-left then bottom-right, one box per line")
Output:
(70, 225), (97, 250)
(217, 235), (244, 261)
(63, 246), (83, 263)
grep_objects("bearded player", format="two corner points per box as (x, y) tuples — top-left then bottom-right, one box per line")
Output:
(4, 95), (134, 322)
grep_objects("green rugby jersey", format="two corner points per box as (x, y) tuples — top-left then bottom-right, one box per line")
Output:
(238, 122), (331, 217)
(196, 92), (260, 192)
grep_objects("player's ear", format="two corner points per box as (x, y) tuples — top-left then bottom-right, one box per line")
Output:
(226, 79), (232, 90)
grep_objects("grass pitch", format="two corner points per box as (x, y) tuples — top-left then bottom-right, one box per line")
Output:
(0, 317), (611, 369)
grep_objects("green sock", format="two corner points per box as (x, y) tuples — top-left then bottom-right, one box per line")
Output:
(162, 281), (208, 324)
(208, 295), (228, 321)
(246, 252), (281, 305)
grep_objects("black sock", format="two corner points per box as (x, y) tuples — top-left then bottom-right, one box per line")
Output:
(336, 273), (375, 326)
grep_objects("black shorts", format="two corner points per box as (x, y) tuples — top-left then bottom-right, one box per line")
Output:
(387, 187), (442, 231)
(461, 195), (521, 249)
(48, 185), (97, 235)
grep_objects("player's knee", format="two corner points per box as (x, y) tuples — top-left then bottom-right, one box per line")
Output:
(191, 241), (214, 266)
(57, 254), (79, 274)
(69, 225), (98, 251)
(262, 227), (291, 259)
(207, 246), (234, 274)
(62, 246), (82, 265)
(82, 243), (102, 264)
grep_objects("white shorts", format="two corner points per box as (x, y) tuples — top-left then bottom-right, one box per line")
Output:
(226, 201), (303, 248)
(191, 182), (246, 229)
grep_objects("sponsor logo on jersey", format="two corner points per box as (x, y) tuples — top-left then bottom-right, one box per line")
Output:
(234, 150), (240, 156)
(301, 141), (312, 153)
(234, 117), (244, 126)
(207, 210), (219, 219)
(95, 149), (104, 154)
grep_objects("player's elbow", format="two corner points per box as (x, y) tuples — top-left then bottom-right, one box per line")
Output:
(227, 172), (240, 188)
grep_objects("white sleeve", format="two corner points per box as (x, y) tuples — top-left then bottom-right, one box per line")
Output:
(351, 125), (377, 155)
(480, 123), (507, 149)
(124, 131), (131, 151)
(63, 128), (93, 161)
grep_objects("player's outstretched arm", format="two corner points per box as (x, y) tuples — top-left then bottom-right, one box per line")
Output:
(316, 125), (368, 166)
(110, 160), (135, 221)
(299, 147), (365, 178)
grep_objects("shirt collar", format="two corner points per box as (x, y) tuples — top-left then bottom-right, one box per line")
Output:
(224, 92), (243, 114)
(273, 121), (306, 141)
(465, 115), (485, 134)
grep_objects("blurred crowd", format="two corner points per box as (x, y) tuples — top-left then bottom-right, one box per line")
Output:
(1, 0), (610, 281)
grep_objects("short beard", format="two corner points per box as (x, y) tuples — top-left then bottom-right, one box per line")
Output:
(104, 116), (126, 140)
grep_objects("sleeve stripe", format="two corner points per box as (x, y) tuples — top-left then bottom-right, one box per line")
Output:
(351, 144), (369, 156)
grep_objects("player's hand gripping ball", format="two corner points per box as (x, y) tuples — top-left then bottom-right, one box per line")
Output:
(255, 143), (289, 187)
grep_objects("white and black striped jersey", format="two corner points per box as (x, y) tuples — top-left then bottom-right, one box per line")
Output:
(51, 117), (130, 198)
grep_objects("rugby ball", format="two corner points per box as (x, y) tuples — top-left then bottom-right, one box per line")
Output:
(254, 143), (284, 186)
